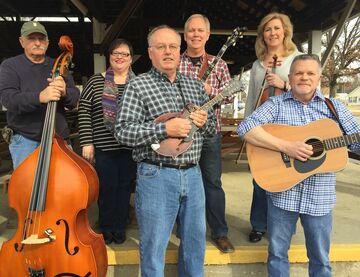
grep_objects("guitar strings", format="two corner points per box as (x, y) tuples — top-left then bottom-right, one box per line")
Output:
(308, 141), (325, 154)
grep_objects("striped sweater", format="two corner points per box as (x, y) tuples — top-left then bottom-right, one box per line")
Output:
(78, 73), (131, 151)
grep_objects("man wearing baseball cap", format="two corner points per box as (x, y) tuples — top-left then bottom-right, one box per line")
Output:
(20, 21), (48, 37)
(0, 21), (79, 169)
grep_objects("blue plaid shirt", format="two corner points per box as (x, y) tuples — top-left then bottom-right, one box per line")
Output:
(237, 89), (360, 216)
(114, 67), (216, 164)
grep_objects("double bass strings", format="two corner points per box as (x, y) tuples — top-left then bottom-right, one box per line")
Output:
(24, 70), (61, 241)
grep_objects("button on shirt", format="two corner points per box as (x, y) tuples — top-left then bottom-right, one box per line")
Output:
(237, 90), (360, 216)
(114, 67), (216, 165)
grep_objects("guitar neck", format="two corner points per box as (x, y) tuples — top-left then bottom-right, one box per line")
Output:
(199, 93), (224, 111)
(324, 133), (360, 150)
(201, 45), (228, 82)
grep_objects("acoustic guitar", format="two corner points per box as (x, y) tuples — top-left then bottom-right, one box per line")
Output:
(152, 80), (243, 159)
(246, 119), (360, 192)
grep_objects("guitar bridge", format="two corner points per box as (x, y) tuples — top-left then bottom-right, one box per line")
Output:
(281, 152), (291, 168)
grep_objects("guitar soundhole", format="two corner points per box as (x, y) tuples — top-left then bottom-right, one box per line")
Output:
(306, 138), (324, 158)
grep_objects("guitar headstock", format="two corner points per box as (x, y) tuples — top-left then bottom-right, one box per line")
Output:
(221, 79), (245, 98)
(225, 26), (248, 47)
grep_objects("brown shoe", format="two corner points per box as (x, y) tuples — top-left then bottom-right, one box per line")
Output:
(212, 236), (235, 253)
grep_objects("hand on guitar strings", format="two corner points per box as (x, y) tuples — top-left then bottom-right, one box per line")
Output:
(165, 117), (192, 138)
(282, 140), (313, 162)
(164, 109), (208, 138)
(189, 109), (208, 128)
(39, 76), (67, 103)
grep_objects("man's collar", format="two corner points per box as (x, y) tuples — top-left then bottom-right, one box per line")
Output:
(182, 49), (206, 61)
(150, 67), (182, 83)
(285, 88), (324, 102)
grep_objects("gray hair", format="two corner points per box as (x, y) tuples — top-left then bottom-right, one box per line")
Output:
(184, 14), (210, 32)
(290, 54), (322, 73)
(147, 25), (181, 47)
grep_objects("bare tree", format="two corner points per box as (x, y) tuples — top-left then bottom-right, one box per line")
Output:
(322, 16), (360, 97)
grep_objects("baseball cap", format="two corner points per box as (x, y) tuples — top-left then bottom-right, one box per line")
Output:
(20, 21), (48, 37)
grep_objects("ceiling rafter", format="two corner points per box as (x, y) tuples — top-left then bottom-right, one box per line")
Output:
(99, 0), (143, 54)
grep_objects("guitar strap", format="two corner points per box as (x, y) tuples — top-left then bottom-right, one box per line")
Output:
(198, 54), (212, 81)
(324, 97), (346, 134)
(325, 97), (360, 160)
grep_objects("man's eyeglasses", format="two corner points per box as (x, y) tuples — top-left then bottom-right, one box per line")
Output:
(150, 44), (180, 52)
(111, 52), (131, 58)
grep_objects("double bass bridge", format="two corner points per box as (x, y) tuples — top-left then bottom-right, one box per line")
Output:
(22, 232), (56, 245)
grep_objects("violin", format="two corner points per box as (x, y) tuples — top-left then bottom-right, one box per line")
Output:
(236, 55), (284, 163)
(258, 54), (284, 106)
(0, 36), (107, 276)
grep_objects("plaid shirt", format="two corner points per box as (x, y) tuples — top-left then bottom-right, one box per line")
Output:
(179, 51), (232, 132)
(114, 67), (216, 164)
(237, 90), (360, 216)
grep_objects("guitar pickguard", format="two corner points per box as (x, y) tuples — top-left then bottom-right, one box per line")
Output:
(293, 154), (326, 174)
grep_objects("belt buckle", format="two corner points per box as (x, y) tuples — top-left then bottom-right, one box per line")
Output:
(178, 163), (187, 169)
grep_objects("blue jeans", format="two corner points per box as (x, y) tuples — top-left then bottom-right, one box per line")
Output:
(199, 133), (228, 238)
(95, 148), (136, 233)
(136, 162), (205, 277)
(250, 180), (267, 232)
(9, 134), (40, 169)
(267, 198), (332, 277)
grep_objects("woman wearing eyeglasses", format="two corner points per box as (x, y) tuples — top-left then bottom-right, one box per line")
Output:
(78, 38), (136, 244)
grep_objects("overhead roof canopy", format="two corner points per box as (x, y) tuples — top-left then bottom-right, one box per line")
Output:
(0, 0), (359, 82)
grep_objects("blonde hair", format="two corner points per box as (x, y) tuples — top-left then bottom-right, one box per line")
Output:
(184, 14), (210, 32)
(255, 12), (297, 61)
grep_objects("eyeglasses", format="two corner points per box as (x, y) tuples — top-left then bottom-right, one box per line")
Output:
(149, 44), (180, 52)
(111, 52), (131, 58)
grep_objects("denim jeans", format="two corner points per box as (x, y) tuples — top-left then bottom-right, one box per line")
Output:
(136, 162), (205, 277)
(9, 134), (40, 169)
(95, 148), (136, 233)
(199, 133), (228, 238)
(267, 198), (332, 277)
(250, 179), (267, 232)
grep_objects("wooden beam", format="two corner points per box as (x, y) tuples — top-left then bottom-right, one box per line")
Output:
(99, 0), (143, 54)
(173, 27), (257, 36)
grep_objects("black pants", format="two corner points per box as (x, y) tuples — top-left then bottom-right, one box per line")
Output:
(95, 148), (136, 233)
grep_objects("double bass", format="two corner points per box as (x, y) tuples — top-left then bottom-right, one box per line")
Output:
(0, 36), (107, 276)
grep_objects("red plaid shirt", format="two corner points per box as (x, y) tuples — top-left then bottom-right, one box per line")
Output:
(179, 50), (232, 132)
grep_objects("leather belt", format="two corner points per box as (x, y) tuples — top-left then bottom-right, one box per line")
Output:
(143, 159), (196, 170)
